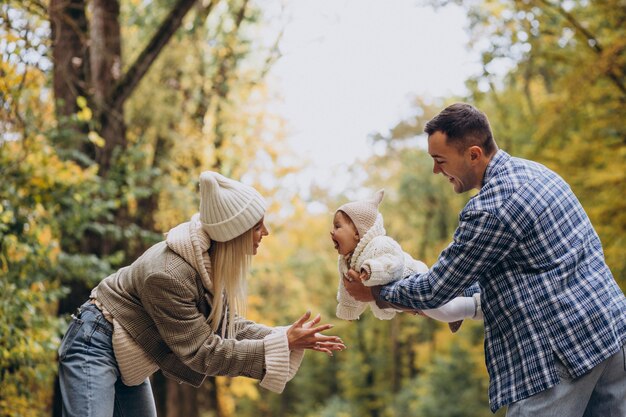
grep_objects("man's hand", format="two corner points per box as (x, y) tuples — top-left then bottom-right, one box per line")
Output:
(343, 271), (375, 302)
(344, 272), (426, 316)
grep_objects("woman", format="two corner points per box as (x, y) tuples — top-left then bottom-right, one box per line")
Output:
(58, 171), (345, 417)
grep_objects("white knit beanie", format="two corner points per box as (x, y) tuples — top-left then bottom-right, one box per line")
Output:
(199, 171), (267, 242)
(337, 189), (384, 238)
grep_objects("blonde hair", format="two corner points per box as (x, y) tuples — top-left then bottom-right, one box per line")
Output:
(207, 228), (253, 338)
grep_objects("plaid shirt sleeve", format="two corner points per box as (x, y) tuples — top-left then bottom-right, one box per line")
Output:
(464, 282), (481, 297)
(378, 210), (516, 310)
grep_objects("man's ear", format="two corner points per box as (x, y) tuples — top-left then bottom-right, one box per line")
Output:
(469, 145), (483, 162)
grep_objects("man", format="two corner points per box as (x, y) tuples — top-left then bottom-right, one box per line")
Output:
(344, 103), (626, 415)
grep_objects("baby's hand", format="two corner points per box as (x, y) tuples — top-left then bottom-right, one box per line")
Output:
(359, 269), (369, 281)
(346, 268), (369, 282)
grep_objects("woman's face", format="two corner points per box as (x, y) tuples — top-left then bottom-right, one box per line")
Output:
(252, 217), (269, 255)
(330, 211), (359, 256)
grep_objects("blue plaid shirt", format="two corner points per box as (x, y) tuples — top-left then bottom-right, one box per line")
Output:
(378, 150), (626, 411)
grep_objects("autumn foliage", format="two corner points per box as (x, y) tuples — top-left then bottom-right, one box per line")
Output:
(1, 0), (624, 416)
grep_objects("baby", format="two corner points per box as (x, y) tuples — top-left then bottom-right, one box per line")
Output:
(331, 189), (482, 331)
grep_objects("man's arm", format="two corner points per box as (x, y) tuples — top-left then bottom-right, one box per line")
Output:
(346, 210), (516, 311)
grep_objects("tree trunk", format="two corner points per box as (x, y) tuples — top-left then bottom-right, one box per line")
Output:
(50, 0), (88, 117)
(390, 318), (400, 393)
(355, 320), (379, 417)
(49, 0), (92, 160)
(165, 379), (200, 417)
(89, 0), (125, 174)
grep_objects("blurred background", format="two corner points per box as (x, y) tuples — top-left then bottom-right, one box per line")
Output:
(1, 0), (624, 416)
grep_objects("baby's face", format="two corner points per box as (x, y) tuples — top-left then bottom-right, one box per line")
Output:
(330, 211), (359, 256)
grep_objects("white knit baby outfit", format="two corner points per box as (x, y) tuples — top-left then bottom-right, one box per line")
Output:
(335, 190), (482, 324)
(336, 213), (426, 320)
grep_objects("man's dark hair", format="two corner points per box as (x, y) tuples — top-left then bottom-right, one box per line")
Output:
(424, 103), (497, 155)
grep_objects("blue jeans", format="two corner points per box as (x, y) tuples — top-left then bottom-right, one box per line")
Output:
(58, 302), (157, 417)
(506, 344), (626, 417)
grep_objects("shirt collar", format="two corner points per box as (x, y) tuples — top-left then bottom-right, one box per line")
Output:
(481, 149), (510, 188)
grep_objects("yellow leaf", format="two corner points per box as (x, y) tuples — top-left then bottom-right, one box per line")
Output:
(229, 378), (259, 400)
(76, 96), (88, 109)
(88, 131), (106, 148)
(127, 193), (137, 216)
(37, 226), (52, 246)
(77, 107), (93, 121)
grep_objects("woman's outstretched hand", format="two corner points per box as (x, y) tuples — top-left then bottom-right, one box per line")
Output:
(287, 311), (346, 356)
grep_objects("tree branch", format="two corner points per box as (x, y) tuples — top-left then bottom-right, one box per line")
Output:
(536, 0), (626, 97)
(107, 0), (200, 110)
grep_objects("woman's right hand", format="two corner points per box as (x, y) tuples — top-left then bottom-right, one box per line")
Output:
(287, 311), (346, 356)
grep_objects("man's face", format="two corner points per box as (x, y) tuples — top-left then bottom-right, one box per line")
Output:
(428, 131), (479, 194)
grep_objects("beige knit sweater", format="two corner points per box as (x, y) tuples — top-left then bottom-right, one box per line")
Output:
(94, 214), (303, 392)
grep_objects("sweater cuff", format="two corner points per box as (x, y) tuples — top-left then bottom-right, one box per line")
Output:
(259, 331), (290, 393)
(287, 349), (305, 381)
(472, 293), (483, 320)
(272, 326), (306, 381)
(365, 262), (390, 286)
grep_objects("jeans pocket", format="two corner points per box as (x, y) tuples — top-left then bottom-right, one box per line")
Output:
(58, 316), (84, 361)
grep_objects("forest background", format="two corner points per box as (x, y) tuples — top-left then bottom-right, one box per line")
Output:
(1, 0), (624, 416)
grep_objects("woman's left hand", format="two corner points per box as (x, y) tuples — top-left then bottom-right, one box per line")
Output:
(287, 311), (346, 356)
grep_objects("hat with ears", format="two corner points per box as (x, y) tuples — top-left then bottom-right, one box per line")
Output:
(199, 171), (267, 242)
(337, 189), (384, 238)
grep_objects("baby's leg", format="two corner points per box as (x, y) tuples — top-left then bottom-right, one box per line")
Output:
(422, 297), (476, 322)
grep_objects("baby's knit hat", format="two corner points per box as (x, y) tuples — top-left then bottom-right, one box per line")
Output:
(337, 189), (384, 238)
(199, 171), (267, 242)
